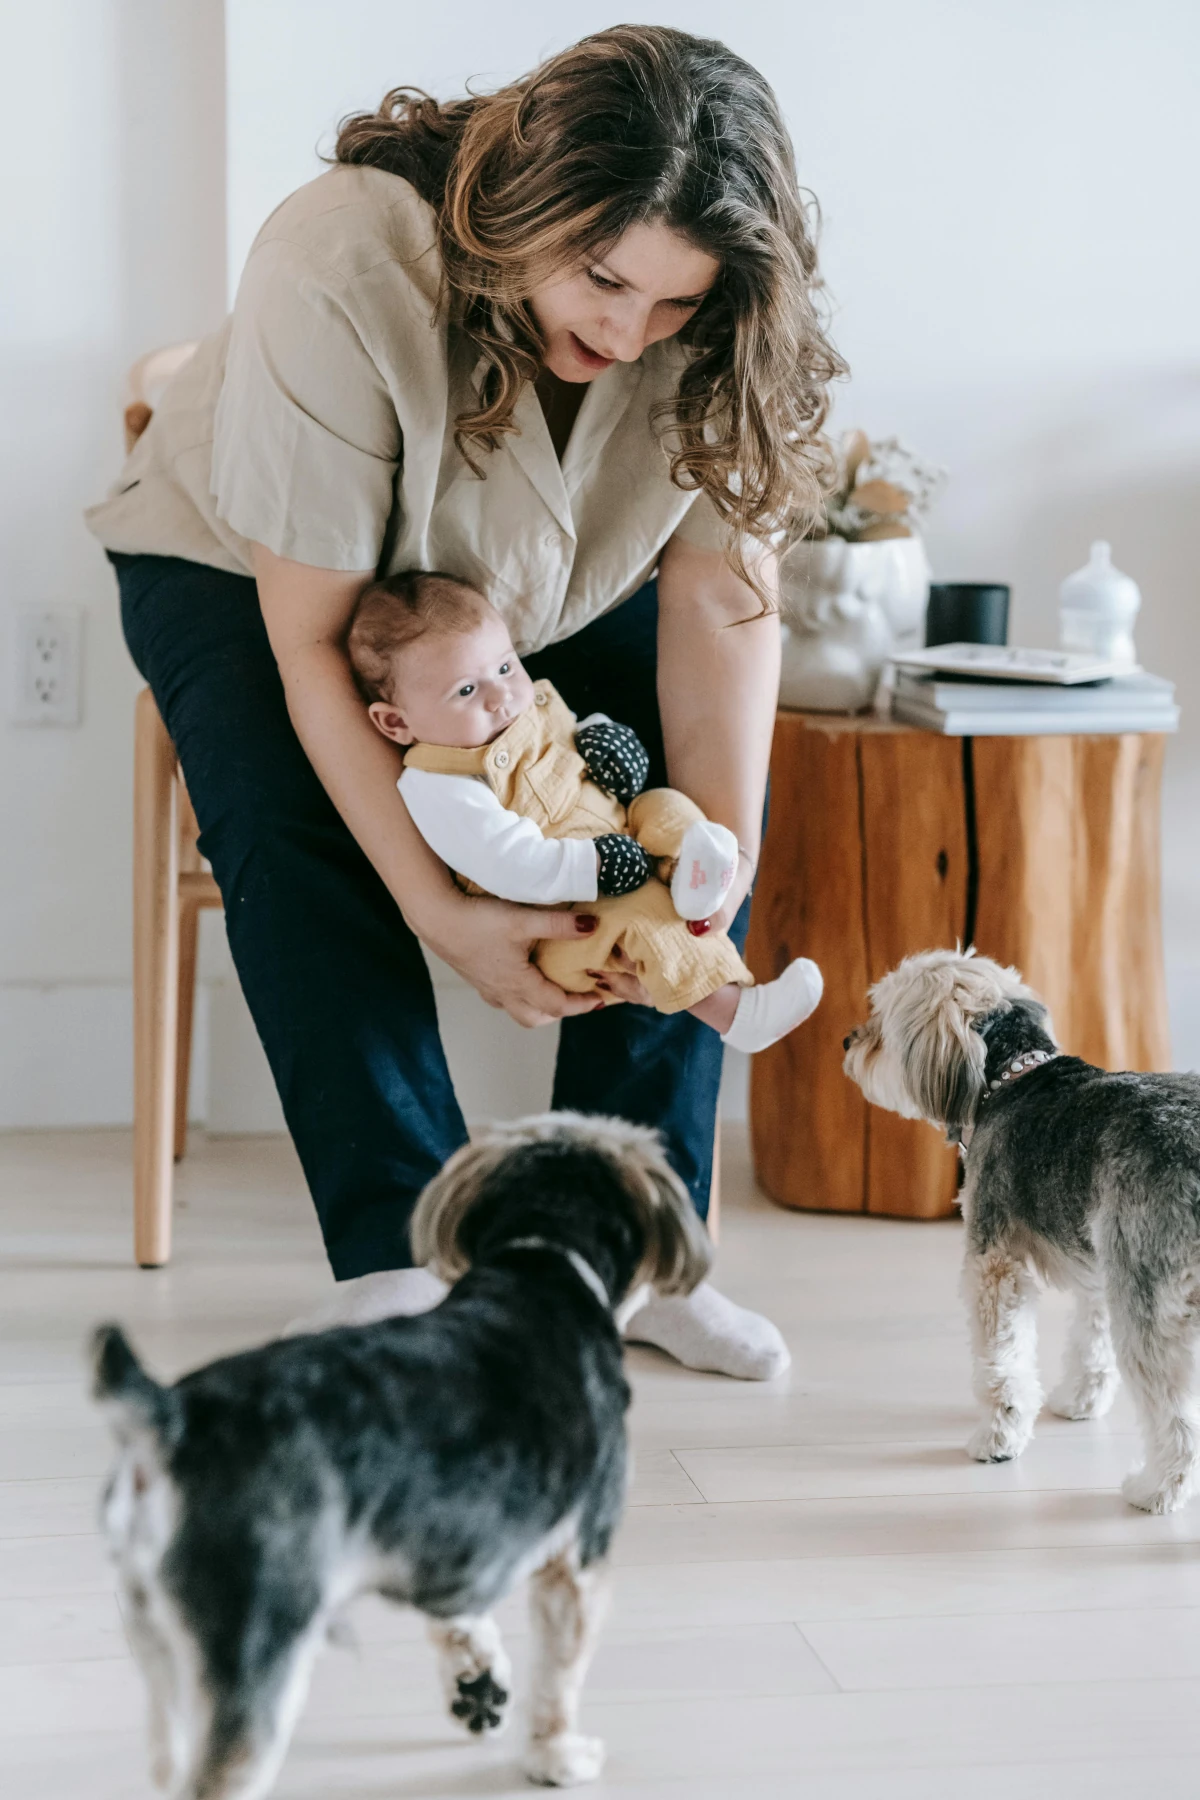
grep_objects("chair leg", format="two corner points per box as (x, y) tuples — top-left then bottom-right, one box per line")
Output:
(708, 1117), (721, 1246)
(174, 901), (199, 1163)
(174, 778), (205, 1163)
(133, 689), (180, 1267)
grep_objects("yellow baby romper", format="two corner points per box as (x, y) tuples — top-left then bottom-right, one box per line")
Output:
(402, 681), (753, 1013)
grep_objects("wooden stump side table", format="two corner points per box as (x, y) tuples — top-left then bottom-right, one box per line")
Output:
(746, 714), (1171, 1219)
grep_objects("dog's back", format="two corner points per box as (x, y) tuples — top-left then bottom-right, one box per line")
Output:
(967, 1058), (1200, 1270)
(155, 1255), (627, 1612)
(93, 1113), (710, 1797)
(845, 951), (1200, 1516)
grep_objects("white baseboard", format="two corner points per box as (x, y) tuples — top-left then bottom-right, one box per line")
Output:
(0, 973), (752, 1131)
(8, 959), (1199, 1132)
(0, 983), (136, 1129)
(21, 949), (1195, 1132)
(0, 980), (211, 1130)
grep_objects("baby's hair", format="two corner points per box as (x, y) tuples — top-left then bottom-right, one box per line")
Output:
(348, 569), (491, 703)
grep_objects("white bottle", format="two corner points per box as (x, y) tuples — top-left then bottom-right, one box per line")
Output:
(1058, 541), (1141, 669)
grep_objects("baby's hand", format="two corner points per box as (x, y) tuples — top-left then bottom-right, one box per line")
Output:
(594, 834), (652, 897)
(576, 721), (650, 805)
(588, 944), (654, 1009)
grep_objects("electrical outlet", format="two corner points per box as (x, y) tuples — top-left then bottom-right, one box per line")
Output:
(10, 606), (84, 726)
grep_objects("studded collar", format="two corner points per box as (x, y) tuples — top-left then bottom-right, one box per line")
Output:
(978, 1047), (1059, 1108)
(957, 1042), (1060, 1155)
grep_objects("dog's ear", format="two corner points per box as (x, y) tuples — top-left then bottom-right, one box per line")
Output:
(615, 1133), (712, 1297)
(409, 1134), (511, 1280)
(899, 975), (990, 1133)
(410, 1112), (712, 1295)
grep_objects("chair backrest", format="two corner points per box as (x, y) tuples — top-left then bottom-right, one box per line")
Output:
(124, 341), (199, 452)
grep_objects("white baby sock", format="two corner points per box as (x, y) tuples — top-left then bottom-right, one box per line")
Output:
(671, 819), (739, 921)
(624, 1281), (791, 1380)
(721, 957), (823, 1054)
(283, 1266), (448, 1337)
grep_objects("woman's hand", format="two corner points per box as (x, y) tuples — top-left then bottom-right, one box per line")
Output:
(587, 850), (755, 1010)
(422, 892), (605, 1029)
(701, 848), (755, 934)
(586, 944), (652, 1009)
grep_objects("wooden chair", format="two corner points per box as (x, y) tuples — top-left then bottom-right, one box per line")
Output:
(133, 694), (222, 1264)
(125, 344), (223, 1266)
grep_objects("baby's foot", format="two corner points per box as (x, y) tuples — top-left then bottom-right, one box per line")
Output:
(671, 821), (739, 921)
(721, 958), (823, 1054)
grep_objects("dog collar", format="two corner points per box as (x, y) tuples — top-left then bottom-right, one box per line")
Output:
(978, 1048), (1059, 1107)
(500, 1237), (611, 1311)
(957, 1049), (1060, 1155)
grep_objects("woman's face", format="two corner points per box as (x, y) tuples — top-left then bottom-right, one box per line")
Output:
(529, 220), (720, 382)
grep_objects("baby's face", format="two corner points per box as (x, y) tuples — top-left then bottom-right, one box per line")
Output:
(369, 611), (536, 749)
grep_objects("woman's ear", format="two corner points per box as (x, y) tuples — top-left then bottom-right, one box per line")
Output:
(368, 701), (415, 745)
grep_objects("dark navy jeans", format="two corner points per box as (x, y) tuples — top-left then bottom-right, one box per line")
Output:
(115, 554), (751, 1280)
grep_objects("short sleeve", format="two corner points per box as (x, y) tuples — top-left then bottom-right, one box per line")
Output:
(669, 490), (733, 553)
(211, 239), (401, 571)
(669, 490), (775, 574)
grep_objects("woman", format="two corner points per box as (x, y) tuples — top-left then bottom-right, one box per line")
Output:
(89, 26), (843, 1378)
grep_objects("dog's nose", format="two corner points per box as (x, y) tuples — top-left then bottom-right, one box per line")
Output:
(843, 1034), (853, 1051)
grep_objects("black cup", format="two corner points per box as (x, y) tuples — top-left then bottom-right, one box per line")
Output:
(925, 583), (1010, 647)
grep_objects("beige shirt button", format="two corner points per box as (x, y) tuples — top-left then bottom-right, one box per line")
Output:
(493, 750), (510, 768)
(534, 692), (548, 706)
(544, 531), (564, 550)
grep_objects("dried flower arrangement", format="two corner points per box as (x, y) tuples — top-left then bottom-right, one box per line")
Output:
(811, 430), (947, 542)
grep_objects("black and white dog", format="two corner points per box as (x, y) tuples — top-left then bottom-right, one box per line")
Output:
(92, 1113), (710, 1798)
(844, 949), (1200, 1514)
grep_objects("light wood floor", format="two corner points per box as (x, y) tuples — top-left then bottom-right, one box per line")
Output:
(4, 1127), (1200, 1798)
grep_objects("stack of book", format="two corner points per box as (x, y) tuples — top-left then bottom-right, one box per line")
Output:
(890, 645), (1179, 736)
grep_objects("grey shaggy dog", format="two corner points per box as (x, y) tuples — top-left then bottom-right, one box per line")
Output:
(91, 1112), (710, 1799)
(844, 949), (1200, 1514)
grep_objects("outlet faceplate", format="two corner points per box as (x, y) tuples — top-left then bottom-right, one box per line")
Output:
(11, 606), (84, 726)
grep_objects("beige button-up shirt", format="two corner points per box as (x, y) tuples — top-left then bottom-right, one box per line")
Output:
(86, 165), (733, 655)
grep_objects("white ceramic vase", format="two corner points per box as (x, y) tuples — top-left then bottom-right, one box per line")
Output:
(1058, 540), (1141, 669)
(777, 536), (933, 713)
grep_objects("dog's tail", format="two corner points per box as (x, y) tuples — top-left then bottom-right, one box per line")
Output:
(90, 1323), (181, 1447)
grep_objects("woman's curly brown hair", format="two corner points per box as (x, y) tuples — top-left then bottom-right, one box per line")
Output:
(336, 25), (846, 597)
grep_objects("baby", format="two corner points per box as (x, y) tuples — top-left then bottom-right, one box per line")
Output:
(349, 571), (822, 1053)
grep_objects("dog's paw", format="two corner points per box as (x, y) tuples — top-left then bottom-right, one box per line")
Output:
(432, 1616), (511, 1735)
(966, 1413), (1034, 1463)
(523, 1732), (606, 1787)
(150, 1749), (177, 1792)
(1122, 1465), (1195, 1515)
(1047, 1372), (1119, 1421)
(148, 1720), (184, 1791)
(450, 1668), (510, 1735)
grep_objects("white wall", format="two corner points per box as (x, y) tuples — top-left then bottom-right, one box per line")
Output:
(3, 0), (1198, 1135)
(0, 0), (227, 1124)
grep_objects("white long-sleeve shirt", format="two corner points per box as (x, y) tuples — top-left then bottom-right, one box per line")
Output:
(399, 766), (599, 905)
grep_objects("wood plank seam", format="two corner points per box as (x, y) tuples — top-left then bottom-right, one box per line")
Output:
(962, 737), (979, 948)
(854, 738), (871, 1213)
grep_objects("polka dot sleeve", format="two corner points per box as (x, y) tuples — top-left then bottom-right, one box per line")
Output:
(575, 721), (650, 806)
(593, 834), (653, 898)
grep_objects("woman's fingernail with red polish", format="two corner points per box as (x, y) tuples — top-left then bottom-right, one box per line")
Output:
(592, 1000), (606, 1011)
(687, 918), (712, 936)
(575, 914), (598, 933)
